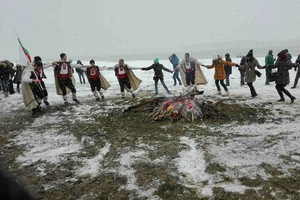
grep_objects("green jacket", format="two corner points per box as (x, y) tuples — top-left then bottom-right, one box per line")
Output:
(265, 54), (275, 65)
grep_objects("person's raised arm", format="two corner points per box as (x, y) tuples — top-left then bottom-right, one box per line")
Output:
(126, 65), (141, 70)
(222, 60), (238, 67)
(255, 59), (265, 69)
(42, 63), (55, 69)
(141, 65), (154, 70)
(162, 65), (173, 73)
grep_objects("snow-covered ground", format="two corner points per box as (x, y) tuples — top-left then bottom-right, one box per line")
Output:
(1, 57), (300, 199)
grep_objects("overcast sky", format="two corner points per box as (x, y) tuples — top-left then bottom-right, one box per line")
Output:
(1, 0), (300, 61)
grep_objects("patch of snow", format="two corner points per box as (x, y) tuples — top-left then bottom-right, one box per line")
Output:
(11, 129), (82, 166)
(118, 150), (161, 200)
(76, 142), (111, 177)
(174, 137), (213, 197)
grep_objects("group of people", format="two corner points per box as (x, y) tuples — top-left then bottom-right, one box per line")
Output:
(0, 60), (24, 97)
(1, 49), (299, 115)
(14, 52), (208, 115)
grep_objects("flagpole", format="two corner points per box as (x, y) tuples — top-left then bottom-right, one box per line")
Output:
(14, 30), (45, 92)
(14, 30), (32, 65)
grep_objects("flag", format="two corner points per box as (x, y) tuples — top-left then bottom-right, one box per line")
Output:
(17, 37), (32, 66)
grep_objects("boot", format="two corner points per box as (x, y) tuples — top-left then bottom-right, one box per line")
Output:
(93, 91), (100, 99)
(121, 92), (125, 98)
(72, 93), (80, 103)
(63, 95), (69, 105)
(277, 90), (285, 101)
(291, 96), (296, 104)
(98, 91), (105, 100)
(43, 96), (50, 106)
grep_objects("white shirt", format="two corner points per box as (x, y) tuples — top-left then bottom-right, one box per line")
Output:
(60, 63), (69, 75)
(118, 66), (126, 75)
(184, 62), (192, 69)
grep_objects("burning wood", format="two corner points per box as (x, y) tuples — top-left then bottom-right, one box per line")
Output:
(125, 88), (224, 122)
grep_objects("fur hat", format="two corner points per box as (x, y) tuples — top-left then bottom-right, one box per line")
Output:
(0, 62), (5, 68)
(34, 56), (42, 63)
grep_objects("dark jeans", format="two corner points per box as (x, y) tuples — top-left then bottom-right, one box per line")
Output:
(292, 69), (300, 87)
(185, 71), (195, 86)
(1, 79), (9, 95)
(225, 74), (230, 86)
(118, 77), (131, 92)
(247, 82), (257, 97)
(57, 78), (76, 96)
(215, 80), (228, 91)
(276, 84), (293, 100)
(154, 76), (170, 94)
(77, 72), (85, 84)
(89, 78), (101, 92)
(173, 70), (182, 85)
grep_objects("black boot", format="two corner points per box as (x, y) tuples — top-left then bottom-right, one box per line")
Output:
(291, 96), (296, 104)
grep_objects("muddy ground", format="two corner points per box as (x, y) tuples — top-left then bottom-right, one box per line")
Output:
(0, 94), (299, 200)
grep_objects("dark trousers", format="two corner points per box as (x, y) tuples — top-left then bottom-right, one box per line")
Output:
(89, 78), (101, 92)
(292, 69), (300, 87)
(78, 72), (85, 84)
(16, 82), (21, 92)
(118, 77), (131, 92)
(239, 70), (245, 85)
(276, 84), (293, 100)
(185, 72), (195, 86)
(265, 66), (272, 83)
(57, 78), (76, 96)
(215, 80), (228, 91)
(173, 70), (182, 85)
(247, 82), (257, 97)
(9, 80), (15, 94)
(31, 81), (48, 100)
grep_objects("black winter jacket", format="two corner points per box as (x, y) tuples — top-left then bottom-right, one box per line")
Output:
(142, 64), (172, 78)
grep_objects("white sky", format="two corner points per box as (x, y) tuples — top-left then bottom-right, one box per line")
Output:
(1, 0), (300, 61)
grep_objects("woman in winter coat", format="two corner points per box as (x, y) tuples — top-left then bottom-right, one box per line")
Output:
(13, 64), (25, 93)
(273, 50), (297, 103)
(242, 52), (265, 97)
(205, 55), (237, 95)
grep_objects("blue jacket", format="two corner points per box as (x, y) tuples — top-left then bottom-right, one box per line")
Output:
(169, 54), (179, 68)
